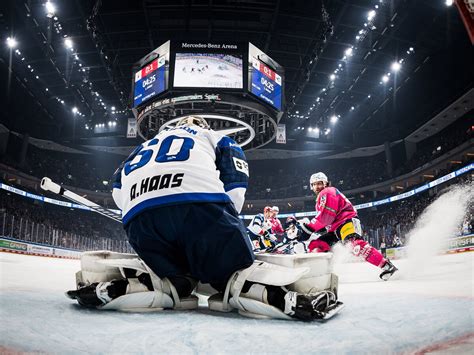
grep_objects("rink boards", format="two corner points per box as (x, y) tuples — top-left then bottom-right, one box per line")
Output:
(1, 234), (473, 260)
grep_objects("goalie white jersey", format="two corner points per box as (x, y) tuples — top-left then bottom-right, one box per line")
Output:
(112, 125), (249, 225)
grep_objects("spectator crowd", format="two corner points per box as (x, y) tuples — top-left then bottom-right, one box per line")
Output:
(0, 189), (129, 252)
(246, 116), (472, 200)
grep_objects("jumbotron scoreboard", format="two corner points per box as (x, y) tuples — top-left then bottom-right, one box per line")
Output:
(249, 43), (283, 111)
(133, 56), (167, 107)
(131, 40), (284, 114)
(130, 41), (284, 149)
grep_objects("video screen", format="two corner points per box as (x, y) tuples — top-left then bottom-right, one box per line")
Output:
(250, 58), (282, 111)
(133, 56), (167, 108)
(173, 53), (243, 89)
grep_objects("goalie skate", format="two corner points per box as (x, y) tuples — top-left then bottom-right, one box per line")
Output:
(284, 290), (344, 321)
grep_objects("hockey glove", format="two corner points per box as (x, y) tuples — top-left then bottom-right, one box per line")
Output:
(299, 220), (315, 241)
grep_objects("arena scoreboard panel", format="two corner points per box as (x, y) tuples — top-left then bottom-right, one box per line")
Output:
(249, 43), (282, 111)
(131, 40), (285, 113)
(133, 56), (167, 107)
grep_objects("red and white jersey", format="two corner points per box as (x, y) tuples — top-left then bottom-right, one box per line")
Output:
(269, 217), (284, 234)
(307, 186), (357, 233)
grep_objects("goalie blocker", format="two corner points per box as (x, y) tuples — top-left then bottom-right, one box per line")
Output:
(67, 251), (344, 321)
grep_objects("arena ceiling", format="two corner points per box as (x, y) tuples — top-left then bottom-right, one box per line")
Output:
(0, 0), (472, 154)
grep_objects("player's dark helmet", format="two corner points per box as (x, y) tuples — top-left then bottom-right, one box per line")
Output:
(285, 216), (298, 230)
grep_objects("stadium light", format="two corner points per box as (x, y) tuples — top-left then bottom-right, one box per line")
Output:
(45, 1), (56, 18)
(382, 75), (389, 83)
(391, 61), (401, 72)
(64, 38), (73, 49)
(367, 10), (376, 21)
(330, 115), (338, 123)
(445, 0), (453, 6)
(6, 37), (17, 48)
(72, 107), (78, 114)
(345, 47), (353, 57)
(330, 74), (336, 81)
(350, 106), (355, 111)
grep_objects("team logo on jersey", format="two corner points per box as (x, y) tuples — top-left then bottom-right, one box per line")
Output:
(318, 195), (327, 209)
(130, 173), (184, 201)
(233, 157), (249, 176)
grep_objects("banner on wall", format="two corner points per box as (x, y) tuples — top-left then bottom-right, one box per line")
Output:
(0, 239), (27, 251)
(276, 124), (286, 144)
(127, 118), (137, 138)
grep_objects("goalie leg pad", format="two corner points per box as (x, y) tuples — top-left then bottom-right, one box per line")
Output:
(256, 253), (337, 294)
(209, 261), (309, 319)
(78, 250), (141, 285)
(73, 251), (198, 311)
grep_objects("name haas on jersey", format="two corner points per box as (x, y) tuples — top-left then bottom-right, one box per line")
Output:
(130, 173), (184, 201)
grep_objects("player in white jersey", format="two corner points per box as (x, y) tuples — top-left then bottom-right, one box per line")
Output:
(67, 116), (341, 321)
(247, 206), (276, 251)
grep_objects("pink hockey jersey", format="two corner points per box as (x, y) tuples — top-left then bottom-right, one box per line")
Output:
(307, 186), (357, 233)
(269, 217), (285, 234)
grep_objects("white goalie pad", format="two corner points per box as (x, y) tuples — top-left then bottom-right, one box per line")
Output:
(77, 250), (139, 285)
(208, 252), (340, 320)
(208, 260), (309, 320)
(256, 252), (337, 295)
(75, 250), (198, 311)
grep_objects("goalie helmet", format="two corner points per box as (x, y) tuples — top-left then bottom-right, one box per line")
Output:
(309, 172), (328, 185)
(175, 115), (210, 129)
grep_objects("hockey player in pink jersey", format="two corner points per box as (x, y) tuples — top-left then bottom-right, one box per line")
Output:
(299, 172), (398, 281)
(269, 206), (285, 234)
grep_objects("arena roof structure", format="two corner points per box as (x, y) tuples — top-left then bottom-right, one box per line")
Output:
(0, 0), (472, 157)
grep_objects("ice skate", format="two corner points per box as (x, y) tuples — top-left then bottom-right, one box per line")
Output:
(379, 260), (398, 281)
(66, 282), (113, 307)
(284, 290), (344, 321)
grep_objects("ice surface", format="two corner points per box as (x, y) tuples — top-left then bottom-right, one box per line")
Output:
(1, 251), (472, 354)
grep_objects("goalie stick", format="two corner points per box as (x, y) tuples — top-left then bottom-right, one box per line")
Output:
(40, 177), (122, 223)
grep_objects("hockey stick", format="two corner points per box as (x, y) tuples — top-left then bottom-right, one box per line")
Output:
(40, 177), (122, 223)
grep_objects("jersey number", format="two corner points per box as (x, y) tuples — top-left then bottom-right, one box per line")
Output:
(124, 136), (195, 176)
